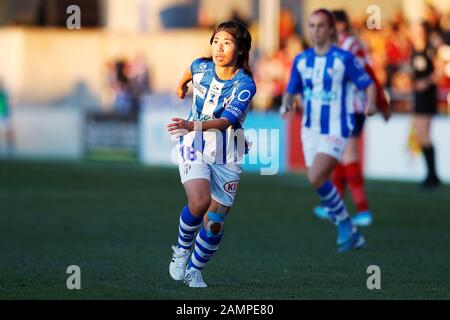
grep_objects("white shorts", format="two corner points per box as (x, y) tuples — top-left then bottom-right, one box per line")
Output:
(178, 145), (242, 207)
(301, 128), (348, 168)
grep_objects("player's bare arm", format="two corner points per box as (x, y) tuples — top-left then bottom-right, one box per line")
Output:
(167, 118), (231, 134)
(364, 83), (377, 117)
(176, 68), (193, 99)
(279, 93), (296, 118)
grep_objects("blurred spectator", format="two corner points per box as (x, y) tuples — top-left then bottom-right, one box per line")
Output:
(424, 4), (443, 36)
(107, 60), (133, 115)
(253, 35), (304, 111)
(129, 54), (152, 113)
(279, 8), (297, 49)
(230, 9), (249, 28)
(409, 21), (441, 187)
(385, 22), (412, 89)
(52, 81), (100, 110)
(439, 9), (450, 44)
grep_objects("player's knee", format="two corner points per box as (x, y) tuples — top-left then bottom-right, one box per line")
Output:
(307, 171), (324, 188)
(205, 212), (225, 236)
(189, 196), (211, 216)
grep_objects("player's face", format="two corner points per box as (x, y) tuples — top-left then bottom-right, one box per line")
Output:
(336, 21), (346, 34)
(211, 31), (240, 68)
(309, 13), (334, 46)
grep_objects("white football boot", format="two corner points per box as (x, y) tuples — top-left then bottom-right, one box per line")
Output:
(169, 245), (190, 281)
(184, 267), (207, 288)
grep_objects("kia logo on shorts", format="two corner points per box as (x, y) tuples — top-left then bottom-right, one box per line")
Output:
(223, 180), (239, 194)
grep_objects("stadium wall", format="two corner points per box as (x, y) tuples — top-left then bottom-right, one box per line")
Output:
(365, 114), (450, 183)
(0, 28), (210, 105)
(8, 106), (450, 183)
(12, 107), (83, 159)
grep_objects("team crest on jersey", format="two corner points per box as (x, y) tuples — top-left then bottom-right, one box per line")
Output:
(199, 63), (208, 70)
(209, 93), (217, 104)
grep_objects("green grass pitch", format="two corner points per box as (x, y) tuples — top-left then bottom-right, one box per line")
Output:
(0, 160), (449, 299)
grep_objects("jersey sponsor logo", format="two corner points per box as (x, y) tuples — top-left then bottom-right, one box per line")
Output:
(223, 95), (233, 108)
(302, 67), (313, 79)
(194, 81), (207, 99)
(223, 87), (237, 108)
(303, 88), (337, 103)
(199, 62), (208, 70)
(225, 105), (243, 119)
(223, 180), (239, 194)
(238, 90), (252, 102)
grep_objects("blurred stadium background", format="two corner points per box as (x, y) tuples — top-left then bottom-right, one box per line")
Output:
(0, 0), (449, 299)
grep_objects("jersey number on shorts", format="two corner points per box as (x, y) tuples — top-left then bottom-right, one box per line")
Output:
(180, 146), (197, 162)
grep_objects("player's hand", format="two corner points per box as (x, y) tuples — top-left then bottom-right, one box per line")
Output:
(364, 103), (377, 117)
(279, 104), (292, 120)
(176, 84), (189, 99)
(167, 118), (192, 137)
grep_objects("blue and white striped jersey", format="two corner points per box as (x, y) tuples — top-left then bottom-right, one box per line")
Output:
(180, 58), (256, 164)
(286, 45), (373, 138)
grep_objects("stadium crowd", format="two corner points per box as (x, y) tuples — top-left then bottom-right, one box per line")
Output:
(251, 4), (450, 115)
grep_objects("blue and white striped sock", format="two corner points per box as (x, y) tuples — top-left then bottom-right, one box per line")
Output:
(177, 205), (203, 250)
(316, 181), (349, 223)
(188, 226), (223, 271)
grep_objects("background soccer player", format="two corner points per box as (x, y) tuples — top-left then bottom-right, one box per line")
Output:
(280, 9), (377, 252)
(313, 10), (391, 227)
(167, 20), (256, 287)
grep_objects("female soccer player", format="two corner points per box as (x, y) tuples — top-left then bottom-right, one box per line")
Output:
(313, 10), (390, 227)
(280, 9), (377, 252)
(167, 20), (256, 287)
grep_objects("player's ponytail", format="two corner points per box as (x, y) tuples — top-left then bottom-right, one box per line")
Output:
(210, 20), (253, 77)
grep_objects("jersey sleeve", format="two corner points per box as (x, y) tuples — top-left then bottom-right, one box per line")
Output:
(345, 54), (373, 90)
(221, 80), (256, 126)
(190, 58), (207, 75)
(286, 57), (303, 94)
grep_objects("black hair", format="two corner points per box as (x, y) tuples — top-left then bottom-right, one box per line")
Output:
(332, 9), (351, 33)
(209, 20), (253, 77)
